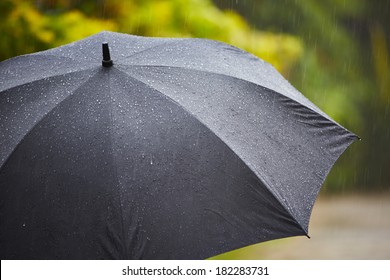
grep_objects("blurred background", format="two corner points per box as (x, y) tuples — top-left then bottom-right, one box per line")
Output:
(1, 0), (389, 259)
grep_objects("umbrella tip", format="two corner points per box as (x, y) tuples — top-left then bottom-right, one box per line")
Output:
(102, 42), (113, 67)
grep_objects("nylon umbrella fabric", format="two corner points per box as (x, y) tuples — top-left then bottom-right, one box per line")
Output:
(0, 31), (357, 259)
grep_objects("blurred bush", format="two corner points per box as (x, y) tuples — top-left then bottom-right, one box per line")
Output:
(0, 0), (303, 75)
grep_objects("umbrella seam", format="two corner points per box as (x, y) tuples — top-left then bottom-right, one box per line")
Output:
(122, 64), (357, 137)
(106, 69), (129, 259)
(31, 53), (96, 63)
(121, 41), (179, 61)
(113, 66), (309, 236)
(0, 67), (98, 93)
(119, 37), (240, 61)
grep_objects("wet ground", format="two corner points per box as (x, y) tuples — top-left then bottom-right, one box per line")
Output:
(212, 193), (390, 259)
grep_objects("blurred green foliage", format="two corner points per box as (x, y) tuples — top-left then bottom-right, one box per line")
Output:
(0, 0), (303, 74)
(1, 0), (389, 191)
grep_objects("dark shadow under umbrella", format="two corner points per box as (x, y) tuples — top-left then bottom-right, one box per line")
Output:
(0, 31), (357, 259)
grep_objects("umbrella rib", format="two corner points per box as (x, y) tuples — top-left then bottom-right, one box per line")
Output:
(0, 67), (97, 93)
(124, 64), (357, 136)
(121, 41), (177, 61)
(113, 67), (309, 236)
(106, 70), (129, 259)
(132, 63), (305, 96)
(122, 64), (276, 91)
(0, 69), (99, 170)
(31, 53), (92, 62)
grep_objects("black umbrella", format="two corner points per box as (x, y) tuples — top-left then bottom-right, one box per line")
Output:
(0, 31), (357, 260)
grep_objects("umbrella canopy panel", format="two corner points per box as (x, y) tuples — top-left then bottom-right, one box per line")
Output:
(0, 32), (357, 259)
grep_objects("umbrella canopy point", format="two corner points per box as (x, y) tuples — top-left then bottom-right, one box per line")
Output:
(102, 42), (113, 67)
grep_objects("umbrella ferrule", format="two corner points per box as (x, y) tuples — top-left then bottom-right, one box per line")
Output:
(102, 42), (113, 67)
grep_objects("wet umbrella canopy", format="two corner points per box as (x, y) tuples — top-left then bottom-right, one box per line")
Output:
(0, 31), (357, 259)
